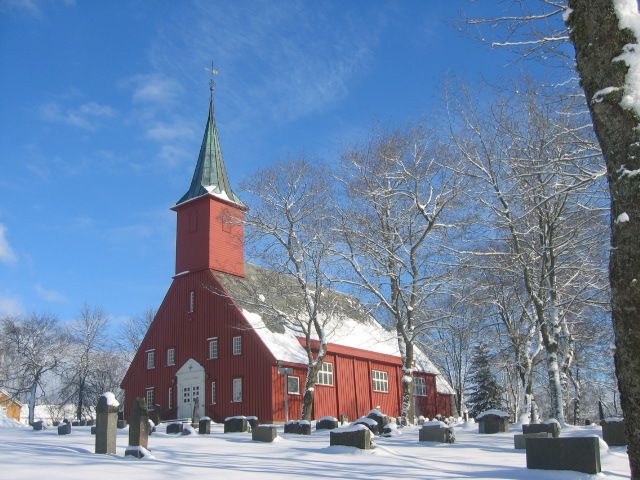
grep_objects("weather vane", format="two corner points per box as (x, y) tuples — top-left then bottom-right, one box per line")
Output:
(208, 61), (219, 98)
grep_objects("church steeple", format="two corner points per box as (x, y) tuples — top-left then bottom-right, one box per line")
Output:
(176, 93), (244, 207)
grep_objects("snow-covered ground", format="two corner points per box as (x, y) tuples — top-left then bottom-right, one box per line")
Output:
(0, 416), (630, 479)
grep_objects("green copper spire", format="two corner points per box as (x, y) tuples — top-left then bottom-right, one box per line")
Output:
(176, 96), (244, 206)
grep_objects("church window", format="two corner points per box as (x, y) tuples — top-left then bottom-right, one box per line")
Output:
(414, 377), (427, 397)
(189, 290), (195, 313)
(232, 336), (242, 356)
(168, 387), (173, 410)
(146, 388), (155, 409)
(146, 349), (155, 370)
(210, 381), (216, 405)
(167, 347), (175, 366)
(372, 370), (389, 393)
(317, 362), (334, 386)
(287, 376), (300, 394)
(232, 378), (242, 403)
(208, 337), (218, 359)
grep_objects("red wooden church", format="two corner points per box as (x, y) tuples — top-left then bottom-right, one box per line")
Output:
(120, 94), (454, 423)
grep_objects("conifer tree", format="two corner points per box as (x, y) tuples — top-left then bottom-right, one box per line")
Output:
(467, 344), (504, 418)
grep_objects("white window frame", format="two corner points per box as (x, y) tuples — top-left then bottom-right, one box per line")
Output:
(146, 388), (155, 409)
(168, 387), (173, 410)
(414, 376), (427, 397)
(232, 377), (242, 403)
(287, 375), (300, 395)
(232, 336), (242, 356)
(167, 347), (175, 366)
(146, 349), (155, 370)
(189, 290), (195, 313)
(317, 362), (334, 386)
(208, 337), (218, 360)
(372, 370), (389, 393)
(211, 381), (216, 405)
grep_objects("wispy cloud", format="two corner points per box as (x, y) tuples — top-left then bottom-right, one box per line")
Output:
(124, 73), (184, 106)
(0, 0), (40, 14)
(146, 121), (195, 141)
(0, 293), (22, 316)
(35, 283), (67, 303)
(0, 223), (17, 264)
(39, 101), (116, 130)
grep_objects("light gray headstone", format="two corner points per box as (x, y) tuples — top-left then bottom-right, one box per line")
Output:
(95, 393), (119, 454)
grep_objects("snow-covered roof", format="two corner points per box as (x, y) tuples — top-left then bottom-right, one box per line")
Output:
(215, 263), (454, 394)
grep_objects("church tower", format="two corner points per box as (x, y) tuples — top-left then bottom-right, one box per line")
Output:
(171, 91), (246, 278)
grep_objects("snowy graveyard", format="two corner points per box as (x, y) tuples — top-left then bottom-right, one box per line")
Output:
(0, 412), (631, 479)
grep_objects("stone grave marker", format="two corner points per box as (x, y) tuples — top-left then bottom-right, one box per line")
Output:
(199, 417), (211, 434)
(57, 420), (71, 435)
(330, 425), (372, 450)
(224, 416), (248, 433)
(526, 436), (601, 474)
(166, 422), (184, 434)
(252, 425), (278, 442)
(124, 397), (151, 458)
(339, 413), (349, 425)
(522, 422), (560, 438)
(353, 416), (380, 435)
(95, 392), (119, 454)
(602, 418), (627, 446)
(284, 420), (311, 435)
(246, 416), (259, 430)
(366, 409), (389, 433)
(316, 416), (339, 430)
(419, 422), (455, 443)
(513, 432), (551, 449)
(476, 410), (510, 434)
(32, 421), (44, 431)
(91, 426), (96, 435)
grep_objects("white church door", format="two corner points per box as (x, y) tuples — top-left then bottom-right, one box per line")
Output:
(176, 358), (205, 419)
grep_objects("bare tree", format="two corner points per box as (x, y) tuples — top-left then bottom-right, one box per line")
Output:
(240, 158), (339, 421)
(117, 308), (155, 361)
(0, 314), (67, 424)
(335, 126), (464, 425)
(452, 86), (609, 424)
(462, 1), (640, 472)
(59, 305), (109, 420)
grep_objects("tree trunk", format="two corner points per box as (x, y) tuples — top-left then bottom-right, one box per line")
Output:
(28, 379), (38, 425)
(568, 2), (640, 475)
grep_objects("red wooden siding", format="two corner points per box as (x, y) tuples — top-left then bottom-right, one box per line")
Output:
(121, 270), (277, 423)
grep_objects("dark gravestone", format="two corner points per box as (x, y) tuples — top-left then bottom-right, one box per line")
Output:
(526, 437), (601, 474)
(124, 397), (151, 458)
(72, 421), (80, 427)
(252, 425), (278, 442)
(52, 421), (60, 427)
(86, 419), (94, 426)
(514, 432), (551, 449)
(330, 427), (372, 450)
(284, 421), (311, 435)
(477, 413), (509, 434)
(419, 425), (455, 443)
(366, 410), (389, 433)
(224, 417), (248, 433)
(246, 416), (259, 430)
(199, 418), (211, 435)
(316, 418), (339, 430)
(32, 421), (44, 431)
(353, 417), (380, 435)
(95, 393), (119, 454)
(166, 422), (184, 434)
(523, 423), (560, 438)
(602, 419), (627, 446)
(79, 420), (87, 426)
(117, 419), (126, 429)
(91, 426), (96, 435)
(58, 422), (71, 435)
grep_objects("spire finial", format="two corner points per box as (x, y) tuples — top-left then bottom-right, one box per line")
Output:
(209, 62), (219, 100)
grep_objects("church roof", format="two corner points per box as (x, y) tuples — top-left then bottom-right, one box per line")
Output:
(176, 97), (244, 207)
(214, 263), (454, 395)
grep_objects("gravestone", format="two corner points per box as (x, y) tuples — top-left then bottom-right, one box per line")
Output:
(353, 417), (380, 435)
(72, 421), (80, 427)
(419, 424), (455, 443)
(284, 420), (311, 435)
(316, 416), (339, 430)
(252, 425), (278, 442)
(91, 426), (96, 435)
(32, 421), (44, 431)
(330, 425), (372, 450)
(417, 416), (426, 426)
(224, 416), (248, 433)
(523, 423), (560, 438)
(79, 420), (87, 426)
(117, 410), (126, 429)
(86, 419), (94, 426)
(166, 422), (184, 434)
(476, 410), (510, 434)
(191, 398), (200, 428)
(199, 418), (211, 434)
(246, 416), (259, 430)
(124, 397), (151, 458)
(57, 421), (71, 435)
(367, 409), (389, 432)
(52, 421), (60, 427)
(602, 418), (627, 446)
(117, 419), (126, 429)
(514, 432), (551, 449)
(95, 392), (119, 454)
(340, 414), (349, 425)
(526, 437), (601, 474)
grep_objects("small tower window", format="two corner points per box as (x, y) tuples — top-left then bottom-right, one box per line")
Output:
(189, 290), (195, 313)
(167, 347), (175, 366)
(208, 337), (218, 360)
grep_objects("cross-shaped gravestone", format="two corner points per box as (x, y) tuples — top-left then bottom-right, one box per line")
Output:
(125, 397), (150, 458)
(95, 392), (119, 454)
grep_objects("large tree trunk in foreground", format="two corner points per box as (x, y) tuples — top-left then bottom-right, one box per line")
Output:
(568, 2), (640, 475)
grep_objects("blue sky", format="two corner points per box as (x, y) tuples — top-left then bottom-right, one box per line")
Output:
(0, 0), (555, 327)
